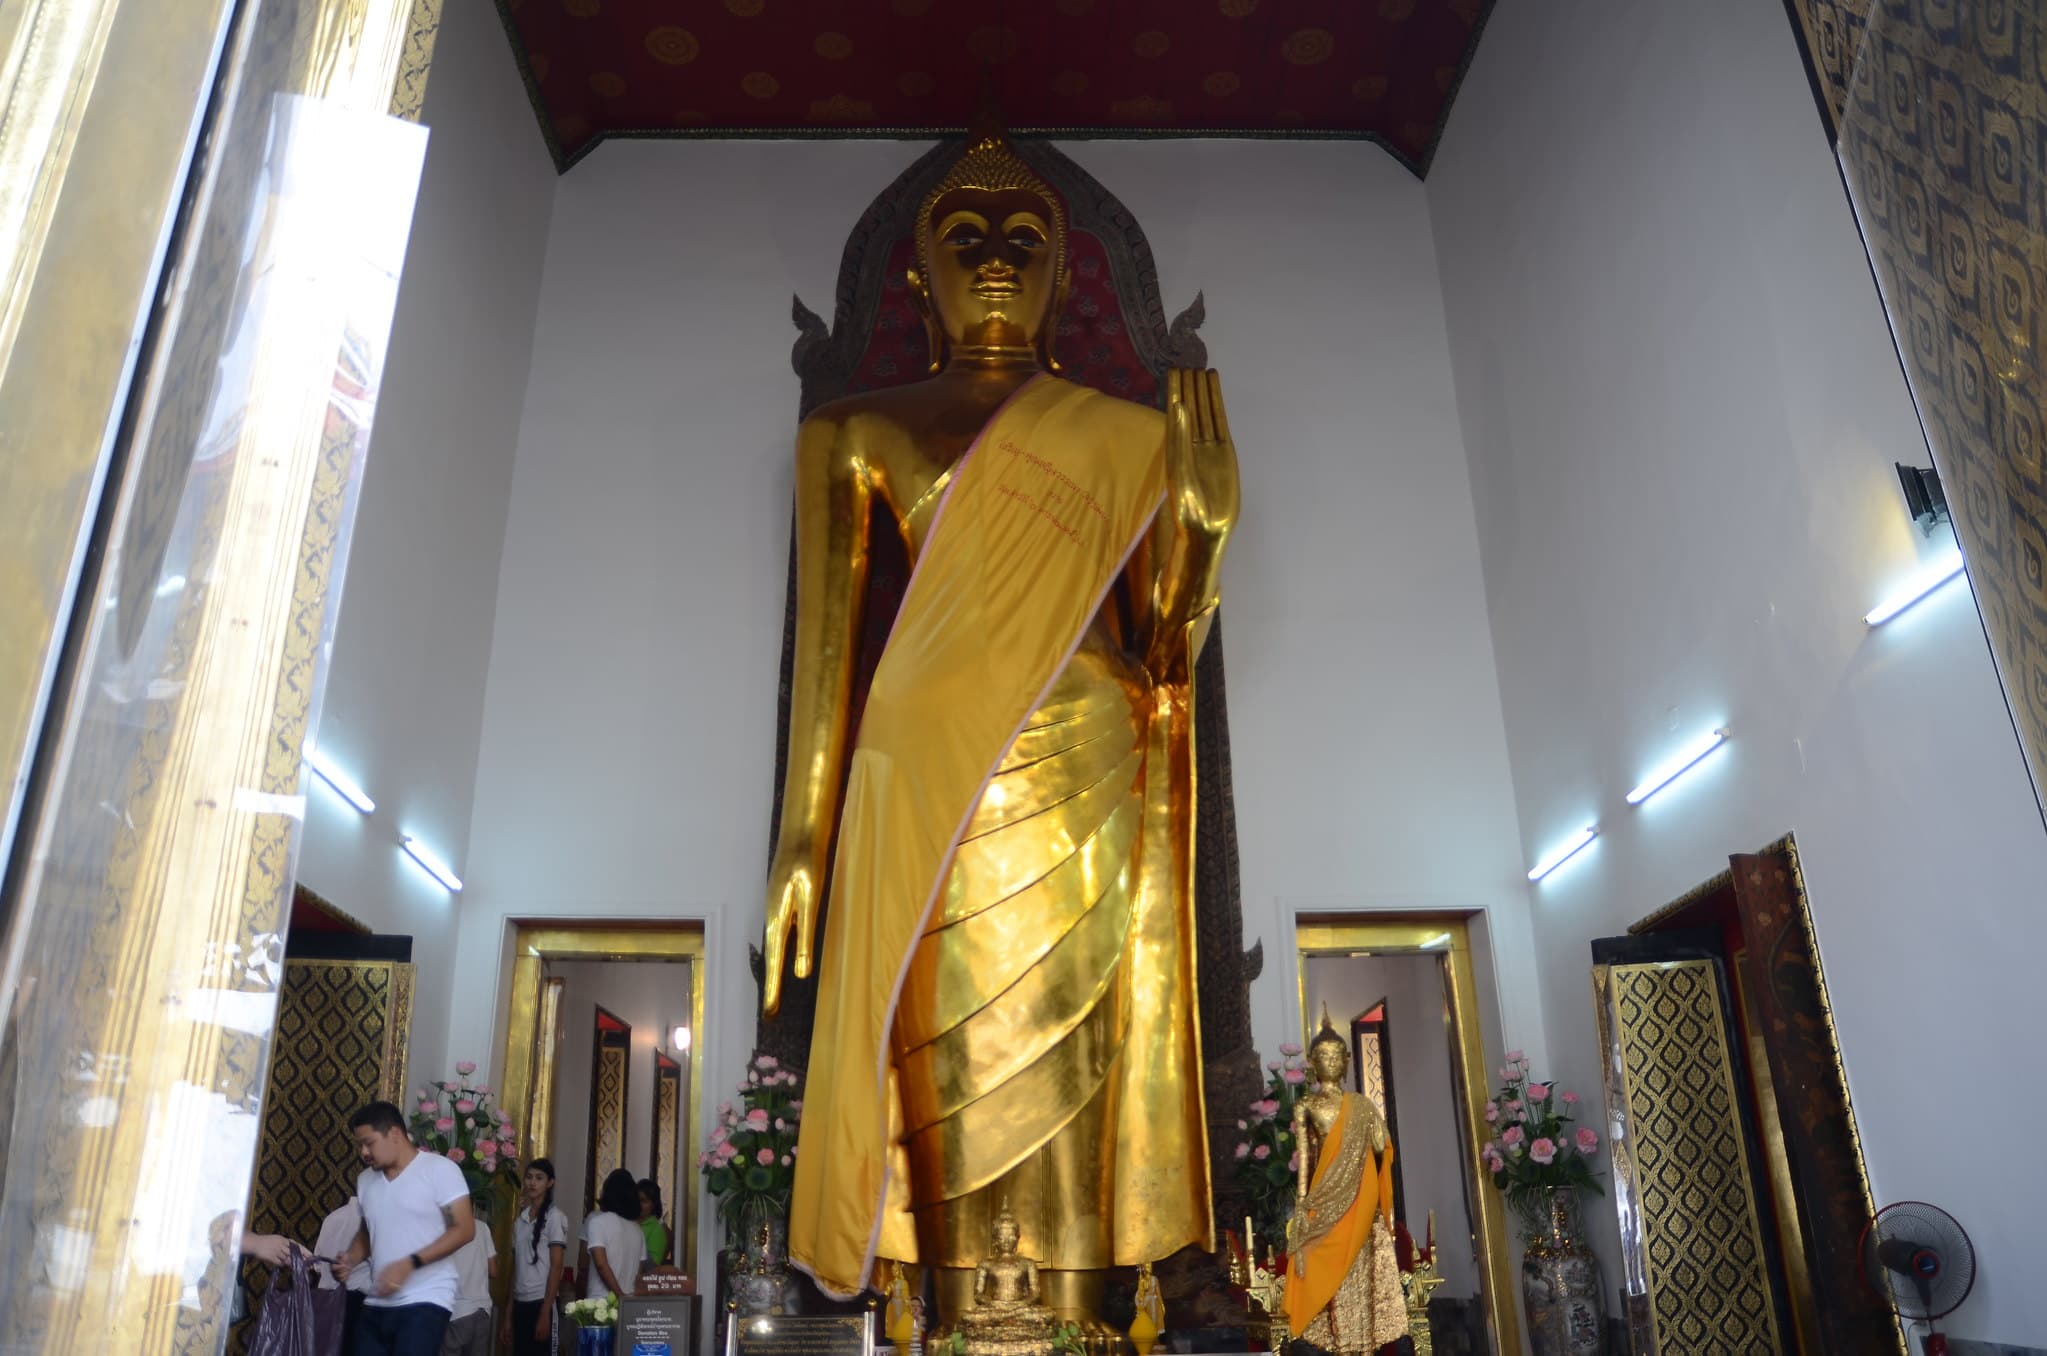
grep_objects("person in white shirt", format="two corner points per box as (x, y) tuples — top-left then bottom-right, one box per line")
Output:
(331, 1101), (476, 1356)
(580, 1168), (646, 1301)
(313, 1197), (372, 1350)
(438, 1222), (495, 1356)
(503, 1157), (569, 1356)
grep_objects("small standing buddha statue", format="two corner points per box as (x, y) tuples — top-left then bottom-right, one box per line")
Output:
(1285, 1009), (1409, 1353)
(956, 1205), (1056, 1356)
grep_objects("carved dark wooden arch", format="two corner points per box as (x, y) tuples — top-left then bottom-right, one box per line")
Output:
(752, 136), (1263, 1234)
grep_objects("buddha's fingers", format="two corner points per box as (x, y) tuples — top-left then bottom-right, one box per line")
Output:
(1205, 370), (1232, 450)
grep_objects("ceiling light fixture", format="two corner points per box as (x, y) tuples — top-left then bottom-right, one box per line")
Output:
(1864, 547), (1967, 626)
(1626, 729), (1728, 806)
(400, 835), (463, 893)
(1527, 826), (1597, 882)
(304, 745), (375, 814)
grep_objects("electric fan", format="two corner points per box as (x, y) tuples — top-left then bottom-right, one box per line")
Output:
(1859, 1201), (1975, 1355)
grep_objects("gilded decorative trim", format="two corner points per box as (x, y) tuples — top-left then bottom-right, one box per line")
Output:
(387, 0), (441, 121)
(531, 975), (564, 1159)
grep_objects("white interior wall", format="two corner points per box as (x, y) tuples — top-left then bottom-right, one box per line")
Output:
(545, 960), (693, 1236)
(296, 0), (553, 1080)
(446, 135), (1543, 1297)
(1302, 954), (1478, 1300)
(1427, 0), (2047, 1344)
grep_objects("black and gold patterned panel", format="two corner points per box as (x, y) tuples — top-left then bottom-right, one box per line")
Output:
(1787, 0), (1875, 137)
(1828, 3), (2047, 811)
(585, 1011), (630, 1208)
(249, 960), (415, 1250)
(1600, 961), (1783, 1354)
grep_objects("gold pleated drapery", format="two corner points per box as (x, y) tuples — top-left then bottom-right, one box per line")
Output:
(789, 376), (1213, 1296)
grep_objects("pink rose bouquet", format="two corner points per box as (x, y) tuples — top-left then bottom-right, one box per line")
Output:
(1230, 1046), (1307, 1249)
(410, 1062), (521, 1200)
(1479, 1051), (1603, 1239)
(701, 1051), (803, 1246)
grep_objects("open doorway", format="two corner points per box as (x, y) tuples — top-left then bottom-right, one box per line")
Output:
(1294, 914), (1519, 1356)
(497, 923), (705, 1283)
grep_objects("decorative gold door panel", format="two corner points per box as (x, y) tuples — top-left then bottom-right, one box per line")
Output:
(248, 959), (415, 1276)
(586, 1005), (630, 1210)
(1593, 949), (1789, 1354)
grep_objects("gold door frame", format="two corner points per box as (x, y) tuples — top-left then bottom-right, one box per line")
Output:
(1294, 914), (1519, 1356)
(499, 922), (706, 1281)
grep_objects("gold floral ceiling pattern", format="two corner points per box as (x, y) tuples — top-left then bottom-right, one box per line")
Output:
(491, 0), (1496, 175)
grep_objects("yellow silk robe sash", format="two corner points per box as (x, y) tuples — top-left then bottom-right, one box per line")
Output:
(1285, 1094), (1397, 1337)
(788, 376), (1185, 1297)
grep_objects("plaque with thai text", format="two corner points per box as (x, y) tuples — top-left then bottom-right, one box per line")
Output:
(621, 1294), (700, 1356)
(723, 1311), (874, 1356)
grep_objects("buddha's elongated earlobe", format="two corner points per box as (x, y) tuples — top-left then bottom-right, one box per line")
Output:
(1038, 271), (1069, 375)
(907, 266), (945, 375)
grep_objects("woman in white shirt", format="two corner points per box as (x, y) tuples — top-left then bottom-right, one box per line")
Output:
(503, 1158), (569, 1356)
(582, 1168), (646, 1301)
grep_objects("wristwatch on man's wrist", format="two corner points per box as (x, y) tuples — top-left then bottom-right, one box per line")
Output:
(409, 1252), (423, 1270)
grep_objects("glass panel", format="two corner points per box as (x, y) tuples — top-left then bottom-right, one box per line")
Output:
(0, 0), (427, 1347)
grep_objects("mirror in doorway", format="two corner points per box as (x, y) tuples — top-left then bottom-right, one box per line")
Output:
(538, 956), (697, 1278)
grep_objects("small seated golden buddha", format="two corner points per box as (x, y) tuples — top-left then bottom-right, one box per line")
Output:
(956, 1206), (1056, 1356)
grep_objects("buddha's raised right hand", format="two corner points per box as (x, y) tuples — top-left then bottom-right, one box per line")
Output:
(762, 853), (820, 1016)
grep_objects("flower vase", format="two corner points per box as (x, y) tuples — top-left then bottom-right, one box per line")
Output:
(576, 1325), (615, 1356)
(1519, 1188), (1605, 1356)
(730, 1201), (797, 1318)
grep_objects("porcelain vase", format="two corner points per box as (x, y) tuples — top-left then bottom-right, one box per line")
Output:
(1519, 1188), (1605, 1356)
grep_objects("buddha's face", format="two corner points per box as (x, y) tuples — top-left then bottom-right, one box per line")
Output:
(992, 1215), (1020, 1254)
(1309, 1038), (1346, 1087)
(920, 186), (1060, 356)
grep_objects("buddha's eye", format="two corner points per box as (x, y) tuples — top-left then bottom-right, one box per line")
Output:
(1007, 227), (1044, 250)
(944, 224), (985, 248)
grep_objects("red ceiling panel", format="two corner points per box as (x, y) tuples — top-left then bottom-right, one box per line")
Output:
(491, 0), (1494, 176)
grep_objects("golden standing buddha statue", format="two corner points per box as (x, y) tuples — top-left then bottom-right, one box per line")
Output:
(1286, 1013), (1409, 1353)
(762, 110), (1239, 1328)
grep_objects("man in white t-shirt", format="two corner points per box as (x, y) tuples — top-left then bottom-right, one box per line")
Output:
(331, 1101), (476, 1356)
(439, 1222), (495, 1356)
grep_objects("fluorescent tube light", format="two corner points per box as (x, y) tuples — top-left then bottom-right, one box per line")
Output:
(155, 574), (187, 598)
(304, 745), (375, 814)
(400, 836), (463, 892)
(671, 1025), (691, 1052)
(1864, 547), (1967, 625)
(1527, 826), (1597, 881)
(1625, 729), (1727, 806)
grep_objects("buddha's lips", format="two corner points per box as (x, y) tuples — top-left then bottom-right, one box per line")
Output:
(971, 280), (1020, 297)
